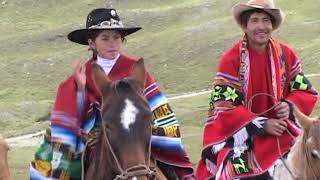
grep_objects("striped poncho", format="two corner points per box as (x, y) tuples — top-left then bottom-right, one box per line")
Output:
(30, 54), (194, 179)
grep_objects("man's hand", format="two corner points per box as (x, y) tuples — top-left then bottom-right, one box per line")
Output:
(263, 118), (287, 136)
(274, 101), (290, 120)
(73, 61), (86, 91)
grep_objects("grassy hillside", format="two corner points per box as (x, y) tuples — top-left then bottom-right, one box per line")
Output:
(1, 0), (320, 137)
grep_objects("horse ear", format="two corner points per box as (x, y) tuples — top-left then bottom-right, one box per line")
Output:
(130, 58), (146, 89)
(294, 107), (314, 130)
(92, 63), (111, 96)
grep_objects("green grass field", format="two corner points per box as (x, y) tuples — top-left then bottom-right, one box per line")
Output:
(2, 0), (320, 179)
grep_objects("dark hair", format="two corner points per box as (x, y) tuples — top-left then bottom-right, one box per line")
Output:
(87, 30), (126, 42)
(240, 9), (276, 27)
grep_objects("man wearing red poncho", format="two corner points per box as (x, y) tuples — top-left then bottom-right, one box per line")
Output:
(196, 0), (318, 179)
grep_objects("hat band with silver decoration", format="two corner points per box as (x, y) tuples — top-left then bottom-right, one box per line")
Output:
(89, 18), (124, 29)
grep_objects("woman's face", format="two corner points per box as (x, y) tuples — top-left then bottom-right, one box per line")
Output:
(90, 30), (123, 59)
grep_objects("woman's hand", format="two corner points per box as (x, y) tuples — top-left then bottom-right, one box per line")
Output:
(73, 61), (86, 91)
(263, 118), (287, 136)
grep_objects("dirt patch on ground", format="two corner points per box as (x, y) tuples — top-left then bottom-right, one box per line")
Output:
(6, 131), (44, 147)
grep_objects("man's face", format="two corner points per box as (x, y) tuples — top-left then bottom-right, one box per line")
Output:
(242, 12), (273, 48)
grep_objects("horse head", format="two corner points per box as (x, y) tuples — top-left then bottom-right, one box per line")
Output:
(293, 108), (320, 179)
(0, 135), (10, 180)
(86, 59), (154, 180)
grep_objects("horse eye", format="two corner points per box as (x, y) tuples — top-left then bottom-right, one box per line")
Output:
(311, 150), (320, 159)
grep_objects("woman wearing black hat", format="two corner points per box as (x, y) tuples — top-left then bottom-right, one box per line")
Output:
(30, 8), (195, 180)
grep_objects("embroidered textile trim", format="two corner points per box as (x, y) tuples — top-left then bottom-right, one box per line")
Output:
(223, 150), (261, 179)
(290, 73), (311, 91)
(210, 85), (244, 108)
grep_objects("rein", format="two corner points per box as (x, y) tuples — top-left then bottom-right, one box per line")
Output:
(276, 133), (297, 180)
(247, 93), (298, 179)
(100, 115), (156, 180)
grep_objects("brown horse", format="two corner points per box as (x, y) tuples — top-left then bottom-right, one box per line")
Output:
(0, 134), (10, 180)
(273, 107), (320, 180)
(85, 59), (167, 180)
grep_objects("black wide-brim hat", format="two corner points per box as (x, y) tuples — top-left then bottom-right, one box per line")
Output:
(68, 8), (141, 45)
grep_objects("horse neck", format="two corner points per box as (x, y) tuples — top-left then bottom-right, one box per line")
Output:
(285, 133), (305, 178)
(0, 171), (10, 180)
(0, 151), (10, 180)
(288, 130), (319, 180)
(0, 173), (10, 180)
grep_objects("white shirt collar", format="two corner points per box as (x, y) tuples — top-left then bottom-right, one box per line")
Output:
(96, 54), (120, 74)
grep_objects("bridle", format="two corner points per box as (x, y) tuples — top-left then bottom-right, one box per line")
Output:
(100, 117), (156, 180)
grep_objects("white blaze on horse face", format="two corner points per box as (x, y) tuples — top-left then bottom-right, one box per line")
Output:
(131, 177), (138, 180)
(121, 99), (139, 130)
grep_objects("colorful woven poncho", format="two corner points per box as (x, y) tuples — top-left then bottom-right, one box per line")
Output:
(30, 54), (194, 179)
(196, 38), (318, 180)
